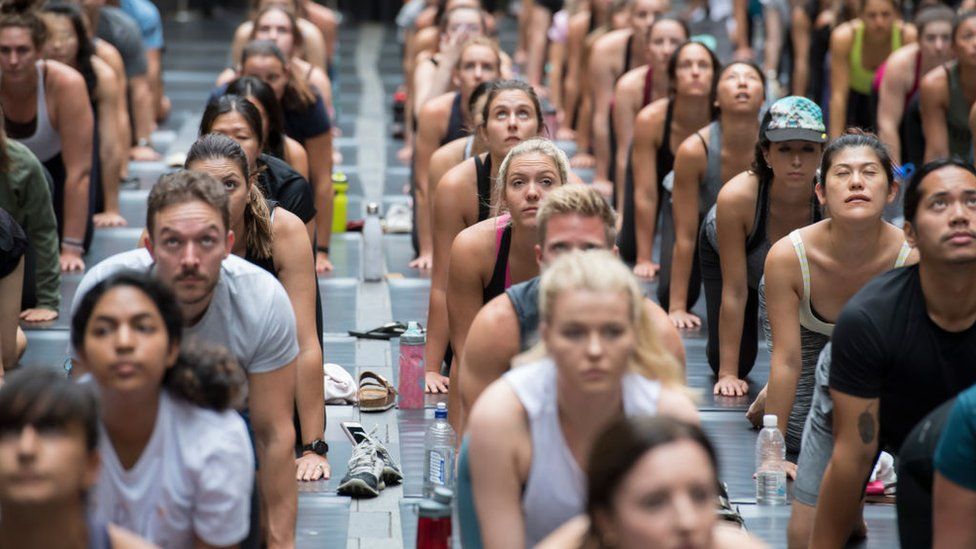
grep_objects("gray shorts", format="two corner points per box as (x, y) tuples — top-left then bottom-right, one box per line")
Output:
(793, 343), (834, 506)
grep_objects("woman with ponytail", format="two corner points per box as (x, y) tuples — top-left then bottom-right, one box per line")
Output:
(200, 93), (316, 240)
(185, 133), (329, 483)
(71, 271), (254, 547)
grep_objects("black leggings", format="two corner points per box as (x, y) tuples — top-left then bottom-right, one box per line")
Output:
(896, 397), (957, 549)
(699, 228), (760, 378)
(655, 193), (701, 311)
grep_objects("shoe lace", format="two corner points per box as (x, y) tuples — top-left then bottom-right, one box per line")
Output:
(347, 440), (376, 473)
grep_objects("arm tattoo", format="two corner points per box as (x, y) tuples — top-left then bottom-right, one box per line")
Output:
(858, 405), (876, 445)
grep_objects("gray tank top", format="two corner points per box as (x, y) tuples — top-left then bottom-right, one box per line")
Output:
(505, 277), (541, 351)
(699, 121), (724, 215)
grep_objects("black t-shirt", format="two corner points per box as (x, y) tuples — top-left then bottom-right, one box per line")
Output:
(257, 154), (316, 224)
(282, 94), (331, 144)
(830, 265), (976, 453)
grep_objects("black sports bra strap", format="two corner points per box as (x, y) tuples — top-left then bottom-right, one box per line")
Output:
(745, 180), (770, 252)
(483, 223), (512, 303)
(476, 155), (492, 222)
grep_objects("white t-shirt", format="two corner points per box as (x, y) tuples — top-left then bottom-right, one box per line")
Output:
(71, 249), (299, 374)
(91, 391), (254, 547)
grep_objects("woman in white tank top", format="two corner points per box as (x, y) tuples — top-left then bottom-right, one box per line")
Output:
(466, 250), (698, 549)
(752, 130), (918, 547)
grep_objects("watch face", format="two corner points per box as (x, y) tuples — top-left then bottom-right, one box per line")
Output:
(313, 440), (328, 455)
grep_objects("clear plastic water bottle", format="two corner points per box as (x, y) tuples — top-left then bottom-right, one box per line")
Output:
(756, 414), (787, 505)
(362, 203), (384, 282)
(398, 322), (426, 409)
(423, 403), (457, 497)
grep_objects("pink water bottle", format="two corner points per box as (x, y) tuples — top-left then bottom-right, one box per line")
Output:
(398, 322), (426, 409)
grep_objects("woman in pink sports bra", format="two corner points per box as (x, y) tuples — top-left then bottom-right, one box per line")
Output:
(445, 138), (570, 431)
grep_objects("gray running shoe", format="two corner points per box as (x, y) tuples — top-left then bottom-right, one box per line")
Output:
(337, 439), (385, 497)
(366, 427), (404, 485)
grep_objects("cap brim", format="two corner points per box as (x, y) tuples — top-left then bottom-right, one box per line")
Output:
(766, 128), (828, 143)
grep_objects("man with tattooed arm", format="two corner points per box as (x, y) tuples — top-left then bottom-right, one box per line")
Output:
(811, 159), (976, 548)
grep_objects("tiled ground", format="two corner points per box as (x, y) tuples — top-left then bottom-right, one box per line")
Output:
(16, 9), (900, 549)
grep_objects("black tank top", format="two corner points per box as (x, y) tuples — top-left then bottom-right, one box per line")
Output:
(244, 200), (325, 350)
(623, 34), (635, 73)
(443, 92), (467, 145)
(482, 223), (512, 304)
(656, 100), (676, 183)
(474, 154), (493, 221)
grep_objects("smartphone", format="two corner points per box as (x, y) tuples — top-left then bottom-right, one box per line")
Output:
(341, 421), (370, 445)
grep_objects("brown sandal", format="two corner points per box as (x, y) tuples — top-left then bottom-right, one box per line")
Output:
(358, 371), (397, 412)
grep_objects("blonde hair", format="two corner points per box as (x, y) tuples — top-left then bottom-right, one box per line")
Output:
(454, 35), (502, 71)
(536, 185), (617, 246)
(492, 138), (571, 217)
(537, 250), (682, 385)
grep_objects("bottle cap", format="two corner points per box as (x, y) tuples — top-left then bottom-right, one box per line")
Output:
(400, 321), (426, 345)
(432, 486), (453, 504)
(332, 171), (348, 184)
(434, 402), (448, 419)
(418, 499), (451, 518)
(763, 414), (777, 428)
(366, 203), (380, 215)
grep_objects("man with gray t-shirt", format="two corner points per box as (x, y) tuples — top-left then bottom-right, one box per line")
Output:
(71, 171), (303, 547)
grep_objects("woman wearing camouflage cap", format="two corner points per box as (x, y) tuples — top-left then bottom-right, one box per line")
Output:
(704, 96), (826, 398)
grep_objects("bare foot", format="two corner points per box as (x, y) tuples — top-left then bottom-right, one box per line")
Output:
(570, 152), (595, 169)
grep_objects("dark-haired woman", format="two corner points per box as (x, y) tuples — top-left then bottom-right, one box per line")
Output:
(425, 79), (544, 394)
(40, 2), (124, 228)
(226, 75), (310, 180)
(921, 12), (976, 163)
(0, 6), (93, 272)
(536, 416), (765, 549)
(749, 130), (914, 546)
(827, 0), (915, 137)
(536, 417), (764, 549)
(72, 272), (254, 547)
(186, 133), (328, 482)
(238, 40), (334, 272)
(200, 94), (316, 242)
(667, 61), (764, 327)
(620, 40), (718, 275)
(704, 97), (825, 397)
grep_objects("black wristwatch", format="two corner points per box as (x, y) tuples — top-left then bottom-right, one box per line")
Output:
(302, 439), (329, 456)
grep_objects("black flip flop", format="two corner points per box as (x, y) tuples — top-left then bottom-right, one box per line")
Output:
(348, 322), (409, 340)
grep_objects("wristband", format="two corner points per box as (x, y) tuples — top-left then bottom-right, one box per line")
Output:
(61, 242), (84, 253)
(136, 137), (152, 148)
(316, 245), (330, 255)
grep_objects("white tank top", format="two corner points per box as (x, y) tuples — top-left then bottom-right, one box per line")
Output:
(503, 358), (662, 547)
(789, 230), (912, 336)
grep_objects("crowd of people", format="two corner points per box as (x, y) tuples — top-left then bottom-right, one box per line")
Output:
(0, 0), (975, 547)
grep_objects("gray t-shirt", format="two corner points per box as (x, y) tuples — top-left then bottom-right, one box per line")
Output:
(96, 6), (148, 77)
(71, 249), (298, 374)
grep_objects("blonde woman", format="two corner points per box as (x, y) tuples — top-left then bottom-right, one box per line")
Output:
(467, 249), (698, 549)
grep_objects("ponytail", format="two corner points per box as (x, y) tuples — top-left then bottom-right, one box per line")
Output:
(165, 343), (248, 411)
(244, 180), (274, 260)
